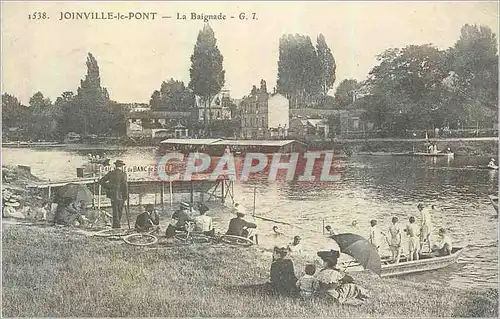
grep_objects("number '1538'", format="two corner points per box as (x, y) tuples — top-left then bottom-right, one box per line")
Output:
(29, 12), (48, 19)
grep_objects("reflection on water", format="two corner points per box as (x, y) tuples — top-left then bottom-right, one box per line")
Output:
(2, 148), (498, 289)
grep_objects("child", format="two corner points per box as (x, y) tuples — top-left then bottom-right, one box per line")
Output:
(369, 219), (386, 254)
(296, 264), (319, 300)
(388, 217), (402, 263)
(405, 216), (420, 261)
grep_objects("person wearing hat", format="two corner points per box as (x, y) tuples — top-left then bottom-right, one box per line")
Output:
(268, 246), (298, 296)
(315, 250), (368, 304)
(431, 228), (453, 257)
(226, 211), (257, 238)
(135, 204), (160, 232)
(193, 203), (215, 237)
(172, 202), (194, 231)
(417, 203), (433, 253)
(98, 159), (128, 228)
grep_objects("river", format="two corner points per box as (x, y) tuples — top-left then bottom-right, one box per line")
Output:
(2, 147), (498, 290)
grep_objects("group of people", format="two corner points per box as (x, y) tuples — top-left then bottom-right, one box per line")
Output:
(427, 144), (452, 154)
(368, 203), (453, 263)
(268, 247), (368, 304)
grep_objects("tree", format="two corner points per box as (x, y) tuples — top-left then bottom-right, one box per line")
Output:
(29, 91), (51, 113)
(334, 79), (361, 109)
(55, 91), (75, 137)
(316, 34), (336, 96)
(2, 93), (29, 129)
(277, 34), (323, 108)
(72, 53), (113, 135)
(189, 24), (225, 129)
(27, 92), (59, 140)
(365, 45), (450, 132)
(150, 79), (194, 110)
(448, 24), (498, 127)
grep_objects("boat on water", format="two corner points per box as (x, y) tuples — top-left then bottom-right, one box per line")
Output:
(411, 152), (455, 157)
(345, 246), (466, 278)
(488, 195), (498, 213)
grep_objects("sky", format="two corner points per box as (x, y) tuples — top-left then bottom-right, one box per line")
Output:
(2, 1), (498, 105)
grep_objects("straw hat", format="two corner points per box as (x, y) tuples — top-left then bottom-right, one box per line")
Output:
(180, 202), (190, 209)
(417, 203), (424, 209)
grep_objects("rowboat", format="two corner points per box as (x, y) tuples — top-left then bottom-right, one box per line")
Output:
(345, 246), (466, 278)
(488, 195), (498, 213)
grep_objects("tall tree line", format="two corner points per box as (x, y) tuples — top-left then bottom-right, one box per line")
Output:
(2, 53), (126, 141)
(277, 33), (336, 108)
(361, 24), (498, 133)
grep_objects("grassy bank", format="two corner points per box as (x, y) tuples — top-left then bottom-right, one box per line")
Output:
(2, 225), (497, 317)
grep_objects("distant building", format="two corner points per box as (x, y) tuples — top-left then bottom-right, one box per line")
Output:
(126, 110), (193, 141)
(195, 88), (233, 122)
(240, 80), (290, 139)
(289, 108), (369, 138)
(117, 103), (150, 113)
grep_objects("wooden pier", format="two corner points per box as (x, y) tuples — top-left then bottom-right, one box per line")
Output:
(26, 174), (234, 209)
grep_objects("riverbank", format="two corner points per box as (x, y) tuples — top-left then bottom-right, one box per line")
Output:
(2, 224), (497, 317)
(308, 138), (498, 157)
(4, 137), (498, 156)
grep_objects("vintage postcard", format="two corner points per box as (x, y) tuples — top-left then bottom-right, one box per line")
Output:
(1, 1), (498, 317)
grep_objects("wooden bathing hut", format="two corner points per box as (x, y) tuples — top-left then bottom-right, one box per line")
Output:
(158, 138), (307, 156)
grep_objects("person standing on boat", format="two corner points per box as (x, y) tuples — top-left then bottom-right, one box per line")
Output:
(405, 216), (420, 261)
(369, 219), (387, 254)
(417, 203), (432, 252)
(98, 160), (128, 229)
(388, 217), (402, 263)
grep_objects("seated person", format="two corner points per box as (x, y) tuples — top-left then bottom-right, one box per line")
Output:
(432, 228), (453, 256)
(193, 204), (215, 237)
(226, 212), (257, 237)
(54, 198), (86, 227)
(135, 204), (160, 232)
(172, 202), (193, 231)
(269, 247), (298, 296)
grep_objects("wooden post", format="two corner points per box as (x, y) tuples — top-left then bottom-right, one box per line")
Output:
(221, 179), (225, 204)
(98, 184), (101, 210)
(190, 181), (194, 204)
(253, 187), (256, 216)
(323, 218), (325, 235)
(48, 185), (52, 201)
(161, 182), (165, 208)
(92, 173), (96, 209)
(169, 180), (173, 206)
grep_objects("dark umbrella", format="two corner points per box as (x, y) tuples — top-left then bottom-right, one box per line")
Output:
(56, 183), (93, 204)
(331, 233), (381, 276)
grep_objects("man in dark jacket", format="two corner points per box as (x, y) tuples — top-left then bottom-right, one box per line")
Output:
(226, 212), (257, 237)
(98, 159), (128, 228)
(135, 204), (160, 232)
